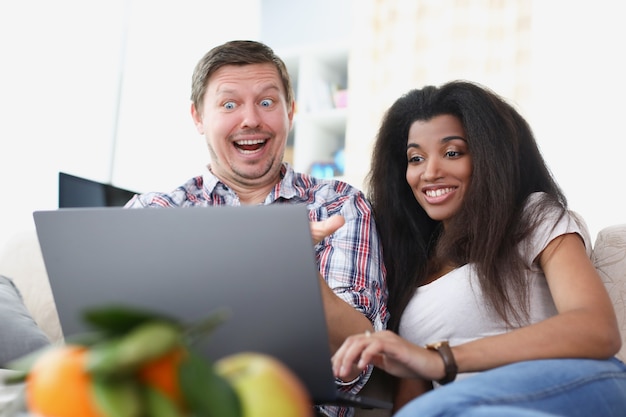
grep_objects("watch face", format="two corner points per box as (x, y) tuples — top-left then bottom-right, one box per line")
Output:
(427, 341), (448, 350)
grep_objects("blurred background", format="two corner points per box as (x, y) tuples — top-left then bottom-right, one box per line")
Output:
(1, 0), (624, 253)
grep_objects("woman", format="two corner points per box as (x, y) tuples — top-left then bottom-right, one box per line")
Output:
(332, 81), (626, 416)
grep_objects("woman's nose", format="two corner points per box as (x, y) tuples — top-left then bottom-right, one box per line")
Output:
(422, 158), (441, 181)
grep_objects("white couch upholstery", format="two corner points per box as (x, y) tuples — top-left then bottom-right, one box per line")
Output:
(0, 230), (62, 344)
(592, 223), (626, 361)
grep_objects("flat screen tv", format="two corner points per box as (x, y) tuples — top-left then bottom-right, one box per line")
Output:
(58, 172), (138, 208)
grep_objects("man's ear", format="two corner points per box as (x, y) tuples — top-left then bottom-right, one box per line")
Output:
(190, 102), (204, 134)
(288, 100), (295, 130)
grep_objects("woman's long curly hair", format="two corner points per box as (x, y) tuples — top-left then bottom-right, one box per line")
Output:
(367, 81), (567, 331)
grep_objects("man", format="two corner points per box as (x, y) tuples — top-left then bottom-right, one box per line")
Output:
(125, 40), (388, 417)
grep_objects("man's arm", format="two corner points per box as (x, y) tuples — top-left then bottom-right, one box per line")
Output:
(310, 215), (377, 351)
(311, 207), (388, 381)
(318, 274), (374, 354)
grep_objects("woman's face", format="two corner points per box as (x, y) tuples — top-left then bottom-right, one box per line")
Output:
(405, 114), (472, 225)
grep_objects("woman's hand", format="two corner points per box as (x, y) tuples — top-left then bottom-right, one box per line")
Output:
(331, 330), (445, 382)
(310, 215), (345, 245)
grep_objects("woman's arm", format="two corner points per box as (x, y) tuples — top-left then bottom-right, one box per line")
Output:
(333, 233), (621, 382)
(453, 232), (621, 372)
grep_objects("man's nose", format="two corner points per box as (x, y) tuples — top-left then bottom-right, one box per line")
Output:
(240, 104), (262, 128)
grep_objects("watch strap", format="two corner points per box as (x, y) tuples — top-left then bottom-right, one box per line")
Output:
(425, 340), (458, 385)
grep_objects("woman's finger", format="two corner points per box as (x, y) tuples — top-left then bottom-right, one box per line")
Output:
(333, 331), (380, 379)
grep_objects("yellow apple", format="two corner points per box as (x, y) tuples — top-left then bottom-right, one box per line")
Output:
(214, 352), (314, 417)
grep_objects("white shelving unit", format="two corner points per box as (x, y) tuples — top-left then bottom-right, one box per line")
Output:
(278, 43), (349, 179)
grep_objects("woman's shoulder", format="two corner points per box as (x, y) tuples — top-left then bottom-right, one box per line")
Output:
(522, 192), (592, 258)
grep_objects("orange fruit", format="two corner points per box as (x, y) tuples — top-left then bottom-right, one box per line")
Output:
(138, 347), (186, 407)
(27, 345), (103, 417)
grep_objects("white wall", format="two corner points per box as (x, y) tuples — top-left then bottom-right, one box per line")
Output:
(0, 0), (260, 253)
(528, 1), (626, 241)
(1, 1), (624, 257)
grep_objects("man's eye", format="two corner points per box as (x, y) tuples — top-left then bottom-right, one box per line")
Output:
(224, 101), (236, 110)
(260, 99), (274, 107)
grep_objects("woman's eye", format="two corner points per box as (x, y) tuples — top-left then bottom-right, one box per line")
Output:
(408, 155), (424, 163)
(445, 150), (461, 158)
(260, 98), (274, 107)
(223, 101), (236, 110)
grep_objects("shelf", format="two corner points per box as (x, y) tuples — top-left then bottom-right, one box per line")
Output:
(295, 107), (347, 130)
(279, 43), (349, 179)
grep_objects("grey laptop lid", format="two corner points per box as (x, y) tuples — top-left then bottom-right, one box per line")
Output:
(33, 205), (391, 410)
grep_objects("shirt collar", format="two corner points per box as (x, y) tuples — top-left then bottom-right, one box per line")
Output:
(201, 163), (300, 203)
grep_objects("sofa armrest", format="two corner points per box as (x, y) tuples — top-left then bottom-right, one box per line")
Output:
(0, 230), (62, 344)
(592, 224), (626, 362)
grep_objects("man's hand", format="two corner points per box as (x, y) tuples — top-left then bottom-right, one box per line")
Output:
(310, 216), (346, 245)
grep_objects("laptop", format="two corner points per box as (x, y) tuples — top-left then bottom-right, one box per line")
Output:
(33, 205), (392, 410)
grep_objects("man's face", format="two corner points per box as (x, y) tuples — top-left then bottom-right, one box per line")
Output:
(191, 63), (294, 189)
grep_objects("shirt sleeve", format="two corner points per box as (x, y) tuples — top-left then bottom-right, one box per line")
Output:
(124, 194), (144, 208)
(521, 193), (593, 270)
(315, 191), (389, 332)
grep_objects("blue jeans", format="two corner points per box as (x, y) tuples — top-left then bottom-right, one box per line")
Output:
(394, 358), (626, 417)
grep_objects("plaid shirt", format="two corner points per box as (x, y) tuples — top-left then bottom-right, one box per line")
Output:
(125, 163), (389, 417)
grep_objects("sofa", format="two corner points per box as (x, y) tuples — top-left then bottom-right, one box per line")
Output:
(0, 222), (625, 410)
(593, 222), (626, 362)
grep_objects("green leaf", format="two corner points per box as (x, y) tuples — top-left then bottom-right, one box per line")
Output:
(86, 338), (126, 377)
(83, 304), (178, 335)
(179, 350), (241, 417)
(91, 376), (143, 417)
(143, 385), (187, 417)
(5, 333), (108, 383)
(87, 322), (181, 377)
(3, 344), (56, 382)
(63, 330), (109, 346)
(182, 308), (231, 346)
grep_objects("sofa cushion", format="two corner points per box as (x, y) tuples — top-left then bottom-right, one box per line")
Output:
(0, 275), (50, 366)
(592, 224), (626, 362)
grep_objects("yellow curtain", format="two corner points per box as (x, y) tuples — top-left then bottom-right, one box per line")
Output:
(344, 0), (533, 190)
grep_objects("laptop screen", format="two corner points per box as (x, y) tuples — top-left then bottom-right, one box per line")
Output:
(58, 172), (137, 208)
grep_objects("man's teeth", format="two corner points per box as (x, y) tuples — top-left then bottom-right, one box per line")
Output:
(235, 139), (265, 145)
(425, 188), (453, 197)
